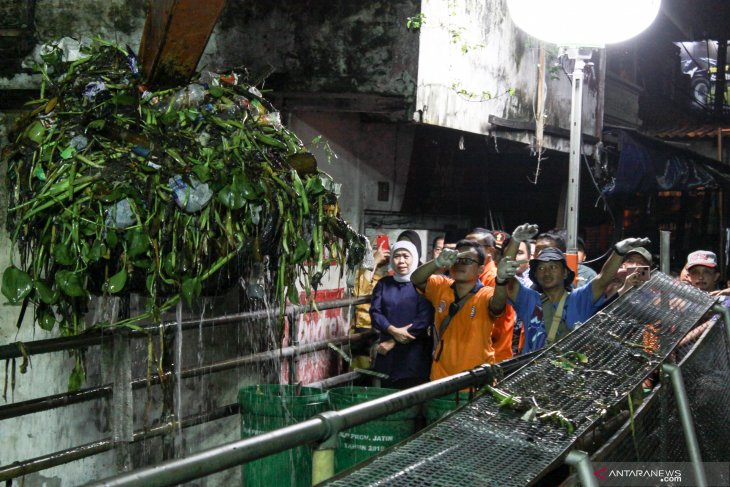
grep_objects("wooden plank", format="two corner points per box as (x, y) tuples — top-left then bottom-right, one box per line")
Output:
(138, 0), (226, 89)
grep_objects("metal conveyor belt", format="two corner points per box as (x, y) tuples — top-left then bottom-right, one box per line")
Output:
(323, 272), (717, 486)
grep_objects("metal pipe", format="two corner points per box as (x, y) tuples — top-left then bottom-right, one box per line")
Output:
(712, 303), (730, 352)
(0, 296), (371, 361)
(0, 404), (238, 481)
(0, 370), (366, 479)
(660, 230), (671, 275)
(87, 365), (497, 487)
(0, 385), (112, 420)
(565, 53), (585, 252)
(306, 371), (361, 390)
(661, 363), (707, 487)
(565, 450), (598, 487)
(0, 331), (374, 420)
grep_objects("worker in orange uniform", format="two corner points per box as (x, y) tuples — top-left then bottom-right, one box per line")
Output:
(464, 229), (515, 362)
(411, 240), (507, 380)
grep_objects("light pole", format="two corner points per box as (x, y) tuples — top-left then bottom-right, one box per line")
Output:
(506, 0), (660, 260)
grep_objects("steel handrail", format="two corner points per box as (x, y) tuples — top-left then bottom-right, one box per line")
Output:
(0, 296), (371, 360)
(85, 365), (498, 487)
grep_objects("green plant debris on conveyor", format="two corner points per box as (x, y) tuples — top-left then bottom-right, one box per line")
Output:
(2, 39), (366, 345)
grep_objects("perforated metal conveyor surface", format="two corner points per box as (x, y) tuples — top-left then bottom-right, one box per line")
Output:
(323, 272), (717, 487)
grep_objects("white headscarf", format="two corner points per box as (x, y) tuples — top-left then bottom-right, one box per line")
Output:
(390, 240), (418, 283)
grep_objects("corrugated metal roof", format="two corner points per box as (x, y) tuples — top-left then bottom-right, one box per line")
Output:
(645, 123), (730, 139)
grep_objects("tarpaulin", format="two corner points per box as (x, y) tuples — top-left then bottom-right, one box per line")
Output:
(604, 130), (730, 194)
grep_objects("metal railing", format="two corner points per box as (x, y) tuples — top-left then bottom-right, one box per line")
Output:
(85, 365), (499, 487)
(0, 296), (370, 361)
(0, 295), (372, 482)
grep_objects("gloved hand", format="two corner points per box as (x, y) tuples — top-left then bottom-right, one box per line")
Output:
(511, 223), (539, 242)
(434, 248), (459, 268)
(613, 237), (651, 256)
(496, 256), (522, 284)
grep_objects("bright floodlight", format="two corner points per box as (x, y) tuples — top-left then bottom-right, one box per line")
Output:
(506, 0), (661, 47)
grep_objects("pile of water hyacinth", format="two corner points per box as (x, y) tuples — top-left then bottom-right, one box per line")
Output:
(2, 39), (366, 338)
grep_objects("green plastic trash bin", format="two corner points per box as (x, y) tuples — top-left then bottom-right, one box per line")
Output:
(329, 386), (420, 472)
(425, 391), (473, 424)
(239, 385), (329, 487)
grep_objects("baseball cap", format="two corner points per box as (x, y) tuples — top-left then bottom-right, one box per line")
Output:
(528, 247), (575, 291)
(686, 250), (718, 269)
(625, 247), (653, 265)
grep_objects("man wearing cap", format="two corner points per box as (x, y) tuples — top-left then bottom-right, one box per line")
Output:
(674, 250), (730, 358)
(494, 224), (650, 353)
(604, 247), (654, 300)
(685, 250), (721, 292)
(411, 240), (507, 380)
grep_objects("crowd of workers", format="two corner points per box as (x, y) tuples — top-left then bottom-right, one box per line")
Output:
(352, 224), (728, 389)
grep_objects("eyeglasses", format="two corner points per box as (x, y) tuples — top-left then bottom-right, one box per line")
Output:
(454, 257), (479, 266)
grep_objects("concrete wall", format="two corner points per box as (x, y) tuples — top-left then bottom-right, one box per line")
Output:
(288, 113), (415, 233)
(415, 0), (602, 147)
(199, 0), (420, 104)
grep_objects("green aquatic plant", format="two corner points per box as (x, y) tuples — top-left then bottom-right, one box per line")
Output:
(2, 39), (365, 348)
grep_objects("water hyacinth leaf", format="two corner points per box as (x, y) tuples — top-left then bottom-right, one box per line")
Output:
(163, 253), (176, 276)
(60, 145), (76, 160)
(38, 307), (56, 331)
(81, 222), (98, 236)
(292, 238), (309, 263)
(287, 284), (300, 305)
(55, 270), (86, 297)
(234, 172), (259, 200)
(87, 240), (105, 262)
(126, 229), (149, 258)
(305, 175), (326, 196)
(68, 362), (85, 392)
(34, 166), (47, 181)
(34, 280), (59, 305)
(86, 119), (105, 131)
(53, 243), (75, 265)
(146, 272), (155, 296)
(2, 267), (33, 304)
(106, 230), (118, 249)
(107, 268), (127, 294)
(191, 164), (210, 183)
(181, 277), (202, 307)
(217, 184), (246, 209)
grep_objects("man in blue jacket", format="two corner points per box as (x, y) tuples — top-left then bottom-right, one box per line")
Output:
(494, 224), (649, 353)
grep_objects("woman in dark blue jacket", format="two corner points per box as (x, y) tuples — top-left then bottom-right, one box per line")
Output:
(370, 240), (434, 389)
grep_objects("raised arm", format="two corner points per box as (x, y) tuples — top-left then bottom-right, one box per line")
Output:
(490, 223), (538, 314)
(411, 248), (458, 291)
(591, 237), (651, 301)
